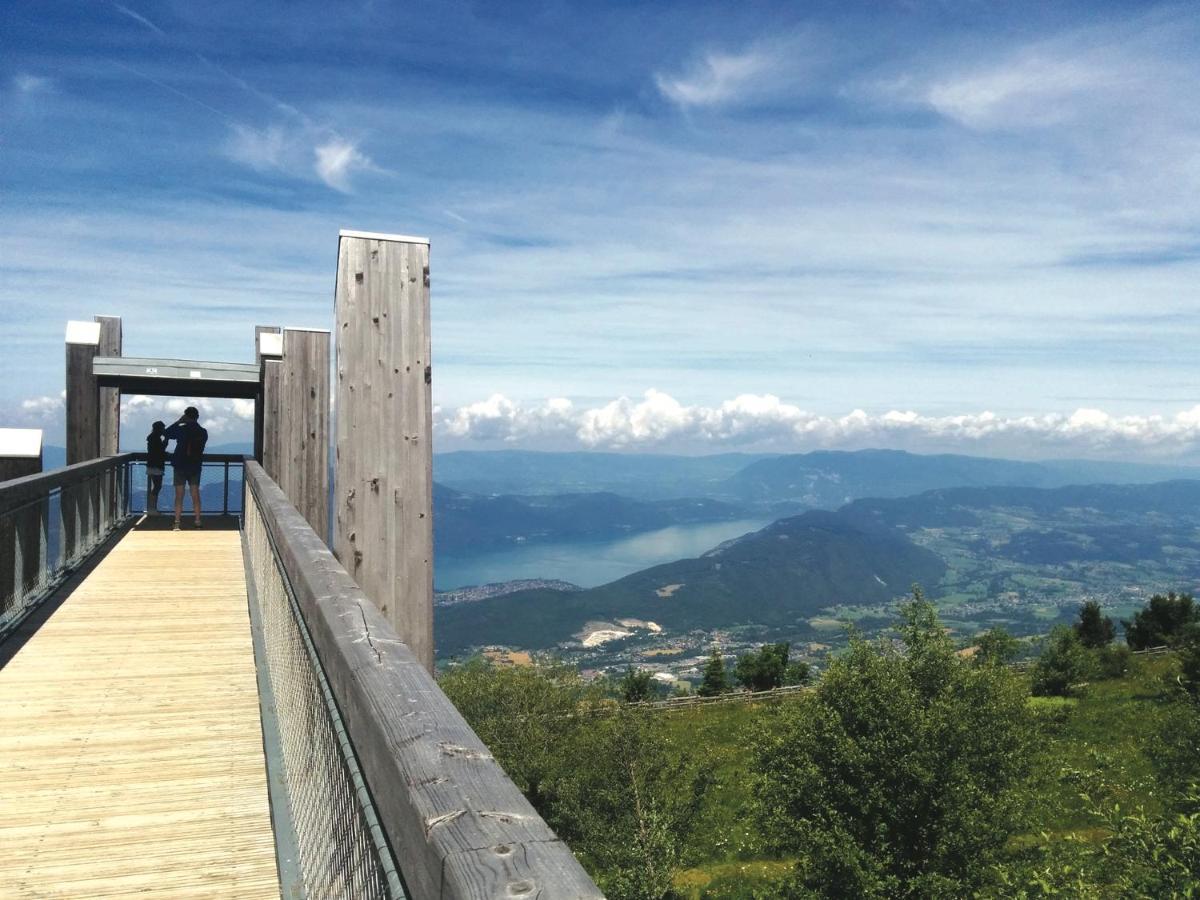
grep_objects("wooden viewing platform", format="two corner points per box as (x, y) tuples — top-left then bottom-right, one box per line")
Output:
(0, 522), (279, 898)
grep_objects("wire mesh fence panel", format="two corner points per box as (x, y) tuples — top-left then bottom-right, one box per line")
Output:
(245, 493), (404, 900)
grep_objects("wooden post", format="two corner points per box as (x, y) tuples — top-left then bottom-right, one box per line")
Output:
(64, 321), (101, 563)
(0, 429), (44, 618)
(65, 321), (102, 465)
(94, 316), (122, 455)
(278, 328), (330, 542)
(261, 359), (282, 482)
(333, 230), (434, 672)
(254, 326), (282, 462)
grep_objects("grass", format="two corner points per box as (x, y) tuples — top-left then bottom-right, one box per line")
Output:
(1030, 653), (1175, 836)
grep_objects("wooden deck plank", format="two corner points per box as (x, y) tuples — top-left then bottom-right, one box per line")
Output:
(0, 529), (280, 898)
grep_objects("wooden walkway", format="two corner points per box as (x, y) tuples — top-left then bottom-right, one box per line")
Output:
(0, 525), (280, 898)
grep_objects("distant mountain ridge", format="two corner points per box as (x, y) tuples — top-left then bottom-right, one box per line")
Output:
(434, 483), (747, 553)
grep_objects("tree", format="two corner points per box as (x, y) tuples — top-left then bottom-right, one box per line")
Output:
(617, 666), (656, 703)
(973, 626), (1020, 666)
(1074, 600), (1116, 648)
(751, 593), (1038, 897)
(698, 648), (729, 696)
(1031, 626), (1094, 697)
(1123, 591), (1199, 650)
(783, 659), (811, 686)
(735, 642), (790, 692)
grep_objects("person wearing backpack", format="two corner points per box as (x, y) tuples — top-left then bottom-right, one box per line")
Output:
(163, 406), (208, 530)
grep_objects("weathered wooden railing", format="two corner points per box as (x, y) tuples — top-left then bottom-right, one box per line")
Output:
(242, 460), (602, 900)
(0, 454), (133, 640)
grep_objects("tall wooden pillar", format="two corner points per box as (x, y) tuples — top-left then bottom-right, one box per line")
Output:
(65, 321), (102, 465)
(278, 328), (330, 542)
(333, 230), (434, 672)
(0, 429), (44, 618)
(94, 315), (122, 455)
(261, 359), (282, 482)
(254, 326), (282, 462)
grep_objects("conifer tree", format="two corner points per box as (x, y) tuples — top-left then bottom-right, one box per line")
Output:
(698, 648), (729, 697)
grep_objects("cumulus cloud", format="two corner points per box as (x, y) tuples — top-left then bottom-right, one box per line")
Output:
(655, 47), (773, 108)
(436, 391), (1200, 461)
(20, 392), (64, 420)
(120, 395), (252, 438)
(314, 139), (372, 192)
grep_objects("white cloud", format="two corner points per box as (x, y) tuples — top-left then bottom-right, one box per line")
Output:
(655, 47), (773, 108)
(314, 139), (371, 192)
(436, 391), (1200, 461)
(120, 395), (251, 438)
(20, 392), (64, 419)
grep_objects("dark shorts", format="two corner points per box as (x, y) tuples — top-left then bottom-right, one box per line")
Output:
(173, 465), (202, 487)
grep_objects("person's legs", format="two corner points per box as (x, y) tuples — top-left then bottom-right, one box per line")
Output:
(173, 483), (185, 528)
(190, 482), (202, 525)
(148, 472), (162, 513)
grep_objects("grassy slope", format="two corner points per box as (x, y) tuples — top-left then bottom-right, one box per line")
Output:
(658, 653), (1177, 898)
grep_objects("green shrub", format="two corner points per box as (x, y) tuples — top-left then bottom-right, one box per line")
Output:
(751, 592), (1038, 898)
(1123, 591), (1199, 649)
(1031, 627), (1094, 697)
(1093, 643), (1131, 679)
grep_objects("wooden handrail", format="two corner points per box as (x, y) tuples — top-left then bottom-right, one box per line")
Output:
(0, 454), (134, 514)
(243, 460), (602, 900)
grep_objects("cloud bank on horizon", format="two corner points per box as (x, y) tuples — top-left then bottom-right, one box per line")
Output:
(1, 1), (1198, 461)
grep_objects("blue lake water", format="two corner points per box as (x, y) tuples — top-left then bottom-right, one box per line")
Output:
(434, 518), (772, 590)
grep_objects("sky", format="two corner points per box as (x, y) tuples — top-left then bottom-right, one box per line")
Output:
(2, 0), (1199, 461)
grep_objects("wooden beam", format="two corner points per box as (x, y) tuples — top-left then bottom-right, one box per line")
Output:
(94, 316), (122, 455)
(65, 320), (102, 466)
(253, 326), (282, 462)
(278, 328), (329, 542)
(333, 231), (434, 672)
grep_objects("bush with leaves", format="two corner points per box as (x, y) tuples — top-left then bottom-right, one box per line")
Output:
(751, 590), (1039, 898)
(618, 666), (657, 703)
(551, 707), (712, 900)
(1123, 591), (1199, 649)
(440, 659), (711, 900)
(973, 626), (1021, 666)
(1092, 643), (1131, 679)
(1073, 600), (1115, 648)
(1031, 626), (1094, 697)
(734, 642), (790, 692)
(698, 648), (730, 697)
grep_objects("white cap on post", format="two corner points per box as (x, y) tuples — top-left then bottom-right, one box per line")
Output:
(0, 428), (43, 458)
(258, 331), (284, 358)
(65, 321), (102, 345)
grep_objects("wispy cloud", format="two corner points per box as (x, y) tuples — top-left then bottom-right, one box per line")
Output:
(112, 3), (165, 36)
(655, 47), (774, 108)
(13, 73), (52, 94)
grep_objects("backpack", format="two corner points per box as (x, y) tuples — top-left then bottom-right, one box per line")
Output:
(180, 424), (208, 463)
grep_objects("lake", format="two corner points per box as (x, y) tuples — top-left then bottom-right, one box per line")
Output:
(434, 518), (772, 590)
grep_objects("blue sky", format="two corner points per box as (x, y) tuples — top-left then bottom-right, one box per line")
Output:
(2, 1), (1199, 459)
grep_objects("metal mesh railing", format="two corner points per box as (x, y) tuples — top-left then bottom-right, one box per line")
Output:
(0, 456), (132, 640)
(127, 453), (245, 516)
(244, 478), (405, 900)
